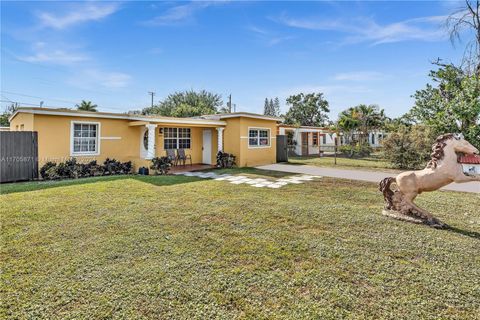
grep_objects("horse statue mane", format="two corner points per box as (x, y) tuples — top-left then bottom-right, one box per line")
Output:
(426, 133), (454, 169)
(379, 132), (479, 228)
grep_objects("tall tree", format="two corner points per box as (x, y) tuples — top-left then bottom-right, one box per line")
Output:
(284, 93), (330, 126)
(409, 64), (480, 149)
(142, 90), (222, 117)
(273, 97), (281, 116)
(263, 97), (281, 117)
(0, 103), (17, 126)
(76, 100), (98, 112)
(263, 98), (270, 116)
(446, 0), (480, 75)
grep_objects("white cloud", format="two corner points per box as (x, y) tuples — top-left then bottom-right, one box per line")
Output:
(246, 25), (294, 46)
(18, 43), (89, 65)
(87, 70), (131, 88)
(333, 71), (386, 81)
(68, 69), (131, 89)
(273, 14), (448, 45)
(38, 3), (120, 29)
(246, 25), (270, 36)
(19, 50), (88, 64)
(143, 2), (219, 26)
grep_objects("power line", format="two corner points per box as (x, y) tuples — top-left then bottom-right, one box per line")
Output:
(0, 100), (129, 113)
(0, 91), (140, 113)
(0, 100), (42, 107)
(1, 94), (15, 103)
(0, 90), (78, 104)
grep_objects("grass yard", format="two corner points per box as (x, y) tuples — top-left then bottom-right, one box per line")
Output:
(289, 155), (397, 172)
(1, 169), (479, 319)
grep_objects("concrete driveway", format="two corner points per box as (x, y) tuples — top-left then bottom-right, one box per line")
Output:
(256, 163), (480, 193)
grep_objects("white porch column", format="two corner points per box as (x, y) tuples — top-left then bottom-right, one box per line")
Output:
(146, 124), (157, 159)
(216, 127), (224, 152)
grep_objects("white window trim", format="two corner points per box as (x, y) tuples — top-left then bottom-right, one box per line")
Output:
(140, 126), (149, 159)
(247, 127), (271, 149)
(163, 127), (192, 150)
(70, 121), (101, 156)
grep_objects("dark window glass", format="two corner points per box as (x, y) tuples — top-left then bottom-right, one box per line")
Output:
(249, 129), (269, 147)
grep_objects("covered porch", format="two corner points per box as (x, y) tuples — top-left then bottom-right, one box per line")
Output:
(128, 119), (226, 167)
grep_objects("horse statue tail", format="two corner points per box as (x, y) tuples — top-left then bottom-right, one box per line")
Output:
(379, 177), (396, 210)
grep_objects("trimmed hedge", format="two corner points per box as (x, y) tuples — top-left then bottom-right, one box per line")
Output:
(150, 157), (172, 175)
(40, 158), (132, 180)
(216, 151), (236, 168)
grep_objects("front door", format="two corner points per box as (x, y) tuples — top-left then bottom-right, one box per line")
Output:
(301, 132), (309, 156)
(202, 129), (212, 164)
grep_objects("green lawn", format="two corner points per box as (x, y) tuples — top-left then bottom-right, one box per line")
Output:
(289, 155), (398, 172)
(1, 170), (479, 319)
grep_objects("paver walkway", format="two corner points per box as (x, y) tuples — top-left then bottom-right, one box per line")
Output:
(175, 171), (321, 189)
(256, 164), (480, 194)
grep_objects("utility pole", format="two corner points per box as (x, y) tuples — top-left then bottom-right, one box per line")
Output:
(227, 94), (232, 113)
(148, 91), (155, 108)
(334, 136), (337, 165)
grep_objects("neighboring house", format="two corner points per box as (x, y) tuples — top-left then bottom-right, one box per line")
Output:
(9, 108), (281, 169)
(278, 125), (343, 156)
(367, 130), (387, 148)
(345, 130), (387, 149)
(278, 124), (387, 156)
(459, 154), (480, 176)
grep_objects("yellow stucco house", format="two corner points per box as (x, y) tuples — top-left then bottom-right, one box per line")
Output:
(9, 107), (281, 171)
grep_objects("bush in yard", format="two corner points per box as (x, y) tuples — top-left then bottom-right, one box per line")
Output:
(120, 161), (132, 174)
(55, 162), (70, 178)
(44, 166), (61, 180)
(382, 125), (434, 169)
(339, 143), (372, 158)
(64, 158), (80, 178)
(87, 161), (105, 176)
(103, 158), (120, 175)
(78, 160), (105, 177)
(216, 151), (236, 168)
(150, 157), (172, 175)
(39, 158), (133, 180)
(40, 161), (56, 179)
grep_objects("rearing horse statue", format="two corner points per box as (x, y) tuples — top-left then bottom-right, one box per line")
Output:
(379, 133), (479, 228)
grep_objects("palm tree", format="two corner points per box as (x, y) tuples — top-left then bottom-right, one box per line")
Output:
(338, 104), (387, 144)
(337, 107), (360, 144)
(356, 104), (387, 144)
(76, 100), (98, 112)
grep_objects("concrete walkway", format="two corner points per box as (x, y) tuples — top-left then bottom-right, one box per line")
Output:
(256, 164), (480, 193)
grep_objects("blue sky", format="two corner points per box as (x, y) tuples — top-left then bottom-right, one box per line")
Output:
(0, 1), (467, 119)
